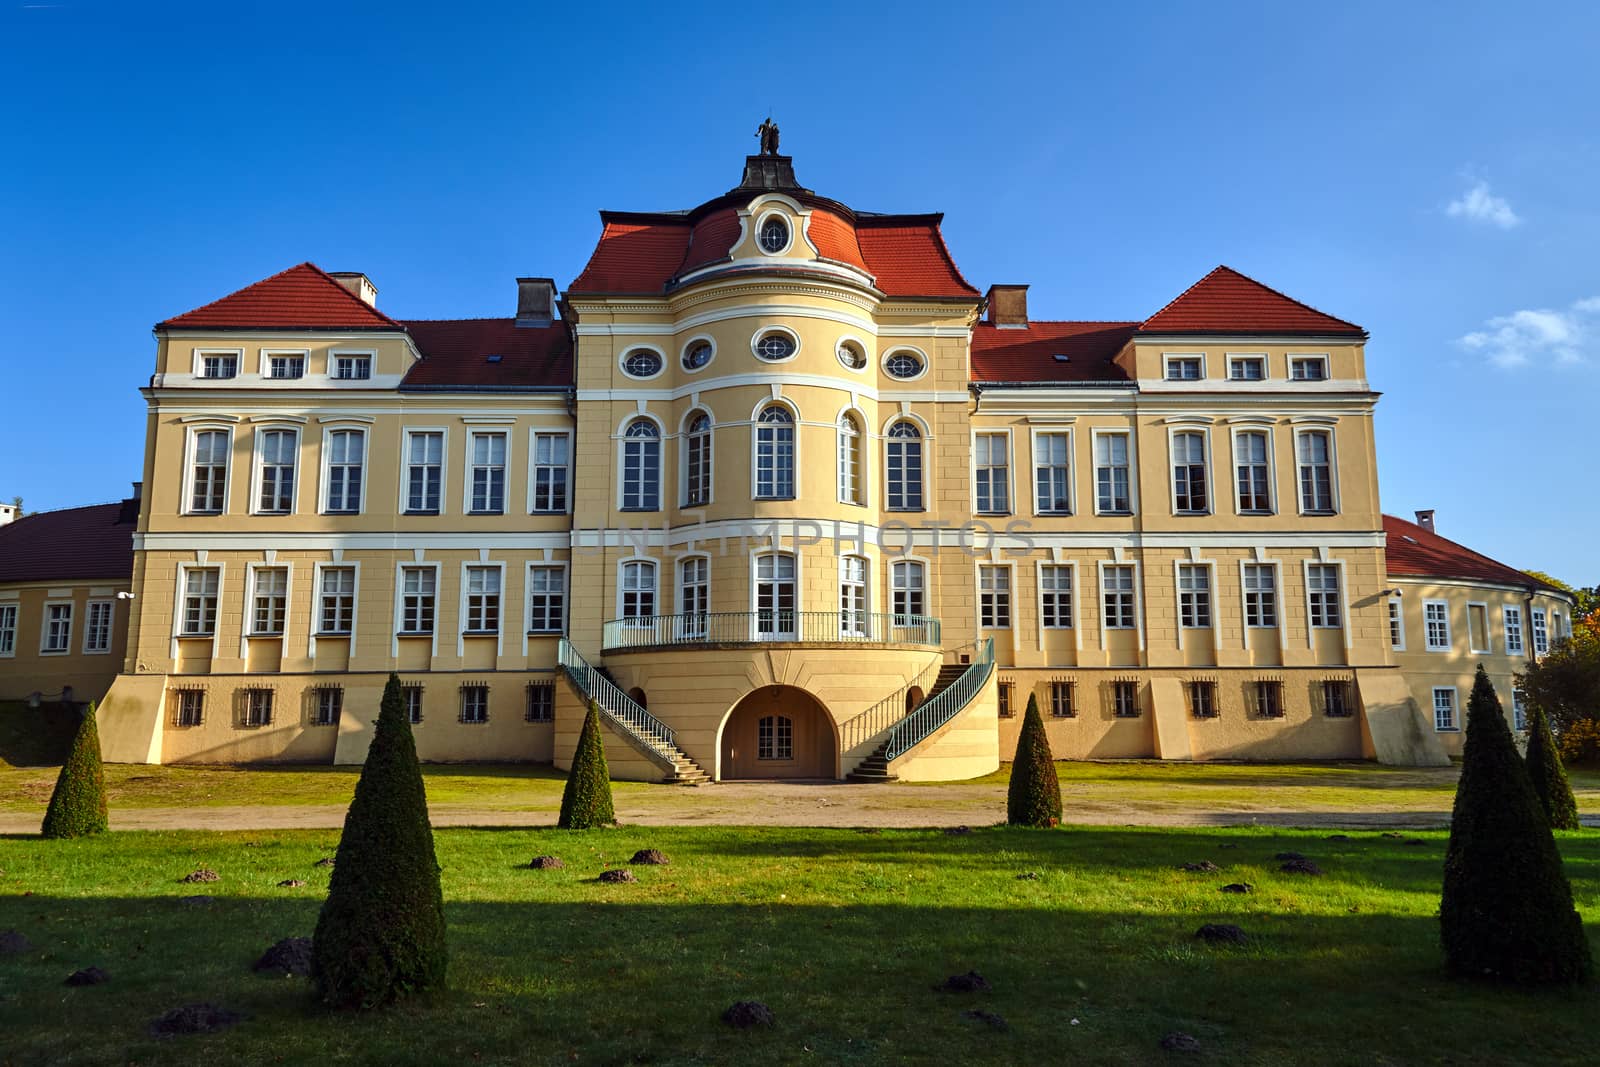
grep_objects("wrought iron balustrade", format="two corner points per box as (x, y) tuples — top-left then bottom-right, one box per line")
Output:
(601, 611), (940, 650)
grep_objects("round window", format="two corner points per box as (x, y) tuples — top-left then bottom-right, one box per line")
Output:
(884, 351), (924, 379)
(755, 332), (797, 361)
(682, 340), (713, 371)
(837, 341), (867, 370)
(758, 216), (790, 254)
(622, 349), (663, 378)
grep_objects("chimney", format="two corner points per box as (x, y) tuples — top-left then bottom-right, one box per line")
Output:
(1415, 509), (1435, 533)
(0, 502), (16, 526)
(516, 277), (556, 327)
(131, 481), (143, 501)
(328, 271), (378, 307)
(986, 284), (1029, 328)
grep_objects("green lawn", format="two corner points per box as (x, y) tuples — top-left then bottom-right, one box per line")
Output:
(0, 825), (1595, 1065)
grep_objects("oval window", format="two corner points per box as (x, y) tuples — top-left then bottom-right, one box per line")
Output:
(837, 341), (867, 370)
(884, 351), (924, 379)
(755, 332), (797, 361)
(682, 340), (713, 371)
(759, 216), (790, 254)
(622, 349), (663, 378)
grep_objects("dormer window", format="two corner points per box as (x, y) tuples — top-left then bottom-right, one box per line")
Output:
(1165, 356), (1203, 381)
(758, 215), (790, 254)
(333, 354), (372, 380)
(199, 352), (238, 379)
(1291, 356), (1328, 381)
(266, 354), (305, 380)
(1228, 356), (1265, 381)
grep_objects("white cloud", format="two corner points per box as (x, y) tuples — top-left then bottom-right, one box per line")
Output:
(1446, 180), (1521, 229)
(1459, 297), (1599, 368)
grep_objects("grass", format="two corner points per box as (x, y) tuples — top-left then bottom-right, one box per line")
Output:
(0, 825), (1596, 1065)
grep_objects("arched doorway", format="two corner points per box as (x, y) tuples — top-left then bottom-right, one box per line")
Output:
(720, 685), (837, 780)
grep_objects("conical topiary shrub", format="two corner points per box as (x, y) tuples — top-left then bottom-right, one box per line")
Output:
(1006, 692), (1062, 828)
(1524, 700), (1580, 831)
(41, 701), (109, 838)
(1440, 665), (1592, 985)
(311, 674), (447, 1008)
(558, 701), (615, 829)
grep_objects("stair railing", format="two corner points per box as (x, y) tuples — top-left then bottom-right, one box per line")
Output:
(883, 638), (995, 762)
(556, 638), (679, 763)
(837, 656), (944, 752)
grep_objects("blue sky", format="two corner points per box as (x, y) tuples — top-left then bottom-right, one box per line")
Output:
(1, 2), (1594, 582)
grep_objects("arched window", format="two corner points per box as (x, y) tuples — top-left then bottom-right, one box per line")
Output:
(754, 405), (795, 499)
(620, 560), (657, 621)
(837, 413), (863, 505)
(621, 420), (660, 510)
(885, 421), (924, 511)
(684, 413), (712, 506)
(758, 714), (793, 760)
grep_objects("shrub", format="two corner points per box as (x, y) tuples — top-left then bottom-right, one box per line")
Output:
(1524, 702), (1580, 830)
(558, 701), (615, 829)
(1006, 692), (1061, 828)
(1556, 718), (1600, 768)
(1440, 666), (1591, 985)
(40, 701), (109, 838)
(311, 674), (447, 1008)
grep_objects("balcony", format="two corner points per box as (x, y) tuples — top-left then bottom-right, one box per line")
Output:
(601, 611), (941, 652)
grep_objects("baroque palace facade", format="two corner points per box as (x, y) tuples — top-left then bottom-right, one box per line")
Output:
(3, 142), (1574, 779)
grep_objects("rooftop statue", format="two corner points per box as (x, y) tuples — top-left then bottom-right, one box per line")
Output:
(757, 117), (780, 156)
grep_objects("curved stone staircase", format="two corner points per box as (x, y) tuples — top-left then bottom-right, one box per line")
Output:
(846, 641), (995, 782)
(557, 638), (710, 785)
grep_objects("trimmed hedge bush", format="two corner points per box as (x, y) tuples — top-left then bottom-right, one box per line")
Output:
(1440, 666), (1591, 985)
(558, 701), (615, 829)
(40, 701), (108, 838)
(311, 673), (447, 1008)
(1006, 693), (1061, 828)
(1524, 701), (1580, 830)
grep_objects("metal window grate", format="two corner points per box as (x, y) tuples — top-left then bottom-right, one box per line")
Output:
(459, 683), (490, 724)
(1321, 679), (1355, 718)
(1253, 679), (1286, 719)
(1111, 678), (1141, 718)
(1188, 679), (1220, 719)
(238, 687), (275, 728)
(997, 681), (1014, 718)
(1049, 679), (1076, 718)
(310, 686), (343, 727)
(169, 687), (206, 728)
(402, 684), (424, 725)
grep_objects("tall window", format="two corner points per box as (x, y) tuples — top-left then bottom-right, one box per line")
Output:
(1389, 599), (1405, 650)
(318, 567), (356, 635)
(251, 567), (288, 636)
(1178, 565), (1211, 628)
(684, 415), (712, 507)
(974, 433), (1009, 514)
(42, 603), (72, 653)
(754, 406), (795, 499)
(1243, 564), (1278, 628)
(527, 566), (565, 634)
(0, 603), (17, 655)
(1504, 606), (1524, 655)
(1532, 608), (1549, 655)
(403, 685), (424, 724)
(755, 554), (797, 638)
(181, 568), (220, 637)
(1034, 431), (1071, 514)
(1297, 431), (1335, 513)
(1433, 687), (1457, 731)
(620, 561), (657, 620)
(891, 560), (925, 619)
(837, 413), (863, 505)
(1102, 565), (1136, 629)
(1172, 431), (1208, 514)
(757, 715), (793, 760)
(405, 431), (443, 514)
(257, 429), (297, 513)
(464, 566), (501, 633)
(978, 565), (1011, 628)
(532, 432), (569, 513)
(400, 567), (436, 634)
(190, 430), (229, 514)
(1235, 431), (1271, 513)
(469, 432), (507, 514)
(1307, 565), (1342, 629)
(325, 429), (364, 514)
(840, 555), (867, 636)
(1094, 433), (1131, 513)
(84, 600), (113, 653)
(678, 558), (708, 637)
(886, 421), (924, 510)
(1512, 692), (1527, 731)
(997, 682), (1014, 718)
(1424, 601), (1451, 651)
(1040, 565), (1073, 629)
(621, 420), (660, 510)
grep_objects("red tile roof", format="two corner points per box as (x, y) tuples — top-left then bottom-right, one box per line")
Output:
(157, 263), (404, 331)
(855, 217), (979, 298)
(569, 218), (693, 294)
(806, 209), (870, 273)
(970, 321), (1138, 383)
(0, 500), (137, 584)
(1140, 266), (1364, 336)
(1383, 514), (1565, 595)
(679, 209), (742, 274)
(400, 319), (571, 391)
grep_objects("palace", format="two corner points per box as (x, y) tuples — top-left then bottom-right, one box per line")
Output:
(0, 141), (1574, 778)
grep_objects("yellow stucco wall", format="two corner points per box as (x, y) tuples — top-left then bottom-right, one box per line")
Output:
(0, 580), (131, 704)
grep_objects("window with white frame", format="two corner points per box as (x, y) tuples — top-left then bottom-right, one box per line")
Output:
(754, 405), (795, 499)
(1094, 433), (1132, 514)
(837, 413), (863, 505)
(526, 565), (566, 634)
(1040, 565), (1073, 629)
(755, 331), (797, 362)
(678, 557), (709, 637)
(265, 353), (305, 380)
(1244, 564), (1278, 628)
(620, 561), (657, 620)
(839, 555), (868, 636)
(883, 350), (923, 379)
(199, 351), (238, 379)
(532, 432), (569, 513)
(0, 603), (17, 655)
(399, 566), (436, 634)
(682, 339), (714, 371)
(181, 568), (220, 637)
(622, 347), (663, 378)
(978, 565), (1011, 628)
(1178, 564), (1212, 628)
(1296, 430), (1335, 513)
(1228, 356), (1265, 380)
(251, 567), (288, 636)
(1504, 606), (1524, 655)
(1172, 431), (1209, 514)
(318, 566), (356, 635)
(404, 431), (443, 514)
(1103, 565), (1136, 629)
(1290, 356), (1328, 381)
(1235, 430), (1272, 513)
(684, 415), (712, 507)
(464, 566), (501, 633)
(1532, 608), (1549, 655)
(1468, 603), (1491, 654)
(1433, 687), (1457, 731)
(1424, 600), (1451, 651)
(1389, 599), (1406, 650)
(891, 560), (925, 619)
(754, 554), (797, 638)
(256, 429), (297, 513)
(312, 687), (343, 726)
(468, 432), (507, 514)
(1512, 692), (1527, 731)
(84, 600), (113, 653)
(459, 685), (489, 724)
(621, 420), (661, 510)
(325, 429), (364, 513)
(332, 353), (372, 380)
(1307, 564), (1342, 629)
(885, 421), (924, 510)
(189, 429), (229, 514)
(42, 603), (72, 653)
(974, 433), (1009, 514)
(1165, 355), (1203, 380)
(1050, 680), (1076, 718)
(1033, 431), (1071, 514)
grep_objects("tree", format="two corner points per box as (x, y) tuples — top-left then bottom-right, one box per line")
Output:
(1440, 666), (1591, 985)
(1517, 617), (1600, 734)
(558, 701), (615, 829)
(1523, 701), (1580, 830)
(40, 701), (108, 838)
(8, 495), (21, 518)
(311, 674), (447, 1008)
(1006, 693), (1062, 828)
(1522, 571), (1599, 619)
